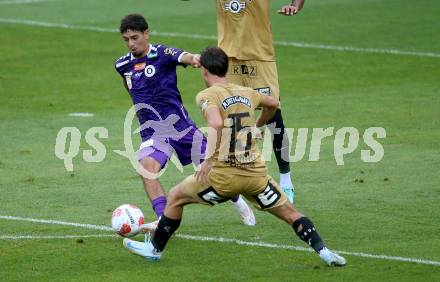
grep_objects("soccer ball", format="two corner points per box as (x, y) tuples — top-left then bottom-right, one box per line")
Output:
(111, 204), (145, 237)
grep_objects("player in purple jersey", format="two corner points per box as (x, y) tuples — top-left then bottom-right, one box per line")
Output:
(115, 14), (255, 226)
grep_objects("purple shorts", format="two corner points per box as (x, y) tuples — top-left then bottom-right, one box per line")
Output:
(138, 127), (206, 169)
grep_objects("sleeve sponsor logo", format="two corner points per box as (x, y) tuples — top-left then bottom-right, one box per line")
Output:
(199, 99), (209, 112)
(164, 47), (178, 57)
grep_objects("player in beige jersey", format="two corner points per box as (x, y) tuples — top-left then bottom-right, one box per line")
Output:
(123, 47), (346, 267)
(215, 0), (306, 203)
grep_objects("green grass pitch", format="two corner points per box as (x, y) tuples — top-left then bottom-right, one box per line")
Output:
(1, 0), (440, 281)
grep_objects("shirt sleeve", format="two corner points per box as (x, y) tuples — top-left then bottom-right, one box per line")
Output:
(196, 90), (219, 118)
(160, 45), (187, 66)
(114, 54), (131, 77)
(115, 63), (124, 77)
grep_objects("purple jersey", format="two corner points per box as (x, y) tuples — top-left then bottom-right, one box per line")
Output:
(115, 44), (196, 141)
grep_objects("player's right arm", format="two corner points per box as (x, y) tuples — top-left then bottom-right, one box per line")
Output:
(195, 106), (222, 183)
(256, 95), (279, 127)
(195, 90), (223, 183)
(203, 106), (223, 159)
(115, 53), (132, 93)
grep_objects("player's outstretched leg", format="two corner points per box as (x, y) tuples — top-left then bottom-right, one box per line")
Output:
(139, 157), (167, 218)
(293, 217), (346, 266)
(268, 202), (346, 266)
(230, 195), (256, 226)
(267, 109), (295, 203)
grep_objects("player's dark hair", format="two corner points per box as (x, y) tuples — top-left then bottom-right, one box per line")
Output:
(200, 47), (229, 77)
(120, 14), (149, 33)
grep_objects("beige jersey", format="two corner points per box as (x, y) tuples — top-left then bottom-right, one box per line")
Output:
(216, 0), (275, 61)
(196, 83), (267, 176)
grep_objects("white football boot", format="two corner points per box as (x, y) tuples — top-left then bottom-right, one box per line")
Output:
(123, 238), (161, 261)
(319, 248), (346, 266)
(233, 196), (256, 226)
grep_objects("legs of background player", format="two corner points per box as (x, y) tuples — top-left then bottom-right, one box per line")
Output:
(267, 109), (295, 203)
(140, 157), (167, 218)
(230, 195), (256, 226)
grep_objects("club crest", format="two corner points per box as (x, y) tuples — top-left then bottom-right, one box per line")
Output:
(225, 0), (246, 14)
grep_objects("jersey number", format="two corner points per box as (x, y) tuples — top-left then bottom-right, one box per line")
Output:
(227, 113), (252, 157)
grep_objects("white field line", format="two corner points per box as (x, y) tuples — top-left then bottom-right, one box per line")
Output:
(0, 0), (54, 5)
(0, 234), (116, 240)
(68, 112), (94, 117)
(1, 215), (440, 266)
(0, 18), (439, 58)
(175, 234), (440, 266)
(0, 215), (113, 231)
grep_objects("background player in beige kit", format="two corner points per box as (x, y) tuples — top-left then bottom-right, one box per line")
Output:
(215, 0), (306, 203)
(123, 47), (346, 267)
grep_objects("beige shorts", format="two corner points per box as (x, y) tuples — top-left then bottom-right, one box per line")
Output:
(226, 58), (280, 101)
(182, 169), (287, 210)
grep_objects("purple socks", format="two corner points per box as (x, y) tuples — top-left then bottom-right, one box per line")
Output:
(152, 196), (167, 218)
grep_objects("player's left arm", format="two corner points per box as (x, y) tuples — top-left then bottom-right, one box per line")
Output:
(163, 46), (200, 68)
(278, 0), (305, 16)
(180, 53), (201, 68)
(195, 106), (222, 183)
